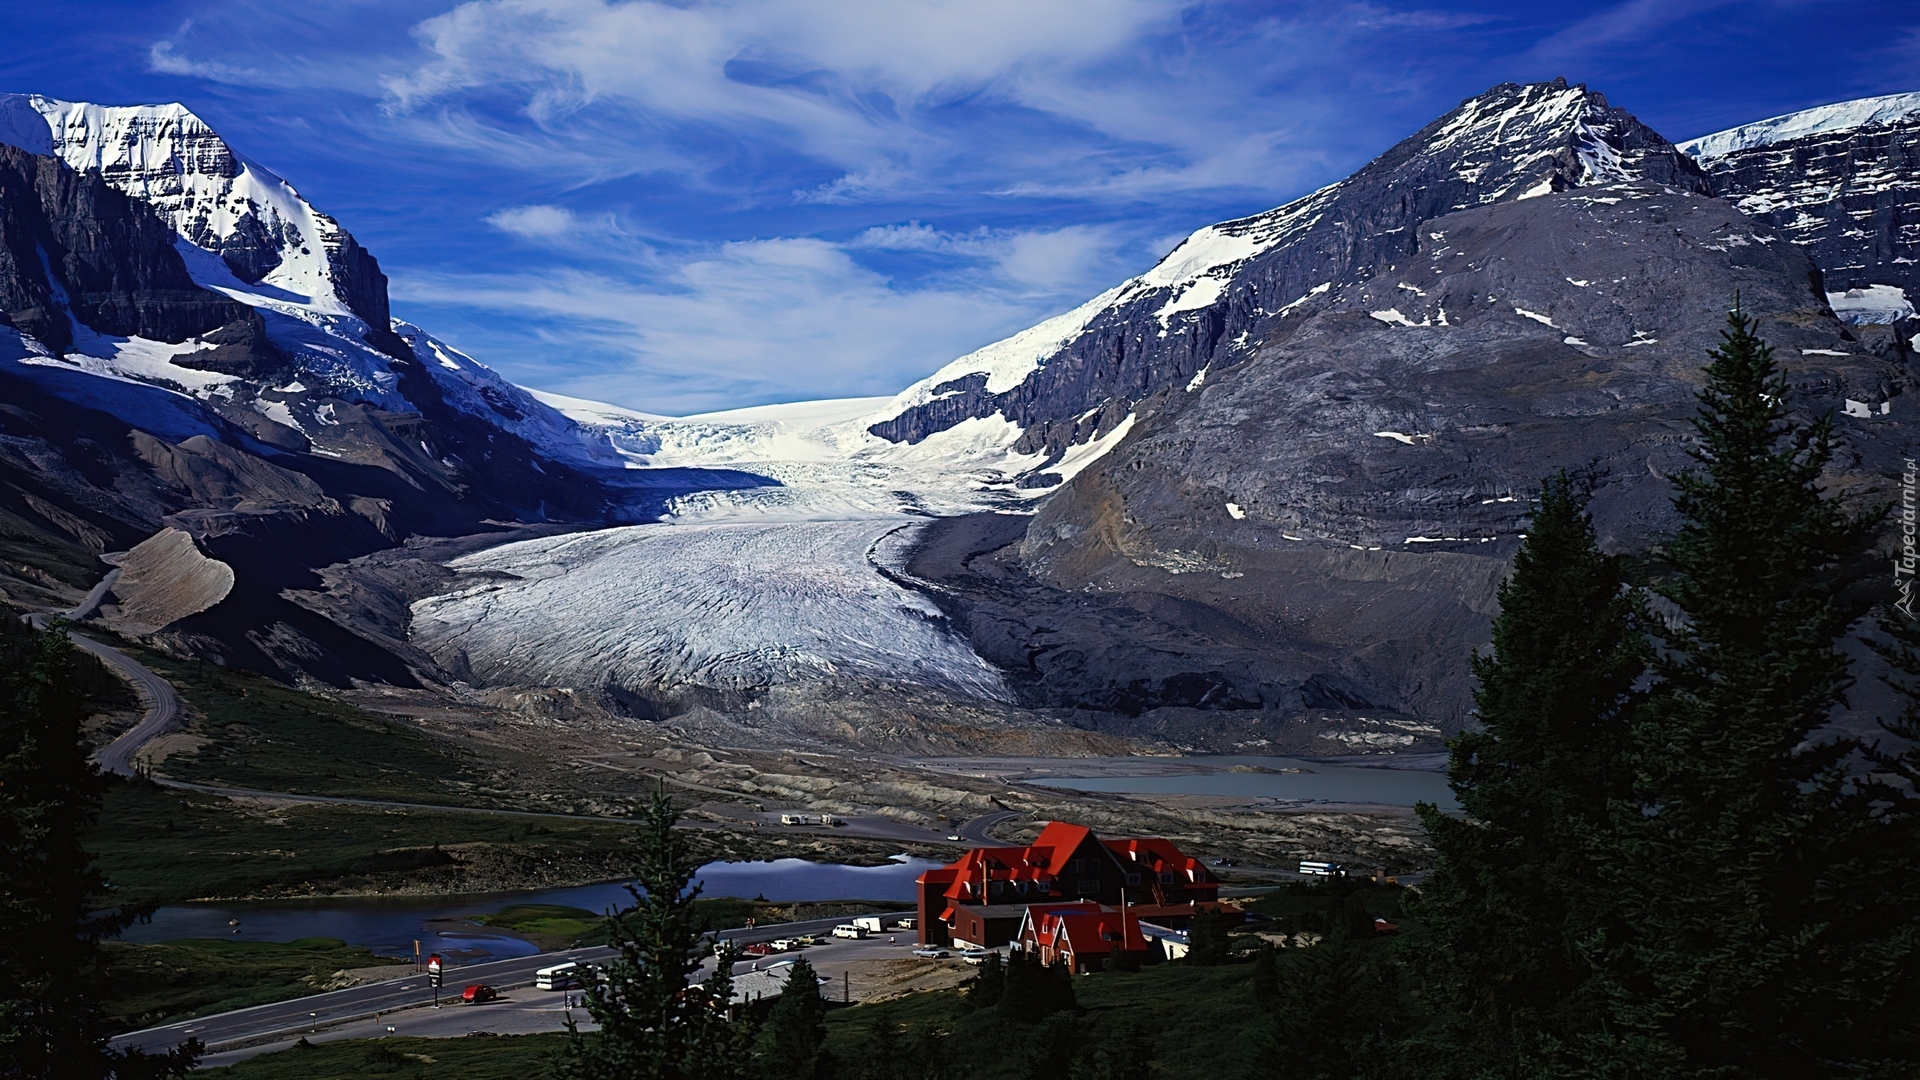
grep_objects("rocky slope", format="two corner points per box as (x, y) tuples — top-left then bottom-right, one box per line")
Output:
(902, 81), (1914, 735)
(1681, 91), (1920, 306)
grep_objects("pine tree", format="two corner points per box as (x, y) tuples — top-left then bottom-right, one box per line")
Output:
(0, 618), (200, 1079)
(1590, 308), (1905, 1075)
(1248, 941), (1278, 1003)
(555, 784), (753, 1080)
(1265, 912), (1402, 1080)
(757, 956), (832, 1079)
(996, 948), (1076, 1022)
(1184, 907), (1232, 966)
(1400, 473), (1648, 1076)
(964, 951), (1003, 1009)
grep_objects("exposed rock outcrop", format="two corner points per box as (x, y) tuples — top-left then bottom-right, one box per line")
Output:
(0, 144), (248, 352)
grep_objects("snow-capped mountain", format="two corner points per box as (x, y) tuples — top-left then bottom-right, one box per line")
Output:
(0, 93), (643, 486)
(0, 94), (392, 336)
(866, 80), (1711, 469)
(1681, 90), (1920, 314)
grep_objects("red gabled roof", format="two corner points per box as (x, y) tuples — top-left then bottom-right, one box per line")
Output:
(932, 822), (1213, 905)
(1023, 904), (1148, 955)
(1029, 821), (1100, 876)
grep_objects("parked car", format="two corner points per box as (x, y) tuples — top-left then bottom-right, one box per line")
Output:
(741, 942), (775, 956)
(960, 948), (995, 964)
(768, 938), (803, 951)
(461, 984), (499, 1004)
(911, 946), (950, 959)
(831, 924), (867, 939)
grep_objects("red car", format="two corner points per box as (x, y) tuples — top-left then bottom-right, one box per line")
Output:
(461, 984), (499, 1004)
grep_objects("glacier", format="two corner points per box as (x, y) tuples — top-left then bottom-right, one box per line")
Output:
(410, 517), (1012, 707)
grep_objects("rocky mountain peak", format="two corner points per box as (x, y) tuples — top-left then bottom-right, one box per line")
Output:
(866, 80), (1707, 477)
(0, 93), (399, 352)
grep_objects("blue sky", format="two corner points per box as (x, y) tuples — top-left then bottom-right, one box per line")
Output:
(4, 1), (1917, 413)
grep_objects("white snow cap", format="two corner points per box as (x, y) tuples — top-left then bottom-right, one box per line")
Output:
(0, 93), (356, 316)
(1680, 90), (1920, 161)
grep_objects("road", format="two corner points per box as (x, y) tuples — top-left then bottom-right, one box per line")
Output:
(111, 910), (914, 1059)
(24, 609), (179, 778)
(954, 809), (1021, 846)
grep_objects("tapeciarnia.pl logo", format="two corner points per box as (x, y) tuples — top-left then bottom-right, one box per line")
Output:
(1897, 457), (1917, 620)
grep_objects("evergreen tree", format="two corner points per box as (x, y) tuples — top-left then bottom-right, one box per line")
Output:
(1591, 308), (1906, 1075)
(1401, 473), (1648, 1076)
(996, 948), (1076, 1022)
(0, 618), (199, 1079)
(555, 784), (754, 1080)
(964, 951), (1003, 1010)
(1265, 913), (1402, 1080)
(1184, 907), (1232, 966)
(758, 956), (832, 1079)
(1248, 942), (1278, 1004)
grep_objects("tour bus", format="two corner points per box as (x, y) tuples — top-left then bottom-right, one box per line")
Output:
(536, 961), (582, 990)
(1299, 861), (1348, 878)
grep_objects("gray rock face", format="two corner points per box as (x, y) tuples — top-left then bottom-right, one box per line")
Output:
(907, 84), (1915, 734)
(1681, 92), (1920, 297)
(871, 80), (1711, 466)
(0, 145), (248, 351)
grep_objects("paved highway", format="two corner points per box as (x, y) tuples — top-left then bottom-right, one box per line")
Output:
(954, 809), (1021, 846)
(110, 910), (913, 1057)
(24, 609), (179, 778)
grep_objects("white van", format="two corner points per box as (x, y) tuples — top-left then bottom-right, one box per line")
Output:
(536, 962), (581, 990)
(831, 924), (867, 939)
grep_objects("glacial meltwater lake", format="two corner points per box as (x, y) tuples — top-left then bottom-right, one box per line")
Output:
(1027, 754), (1457, 810)
(120, 857), (945, 966)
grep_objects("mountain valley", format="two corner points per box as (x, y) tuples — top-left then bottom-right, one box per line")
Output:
(0, 80), (1915, 858)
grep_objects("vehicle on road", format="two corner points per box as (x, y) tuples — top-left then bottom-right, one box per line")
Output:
(831, 924), (867, 939)
(897, 917), (916, 930)
(947, 834), (962, 841)
(911, 946), (949, 959)
(536, 962), (582, 990)
(1299, 861), (1348, 878)
(461, 984), (499, 1004)
(779, 813), (809, 825)
(960, 948), (995, 964)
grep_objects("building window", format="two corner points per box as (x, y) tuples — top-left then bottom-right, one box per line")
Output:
(1126, 873), (1141, 886)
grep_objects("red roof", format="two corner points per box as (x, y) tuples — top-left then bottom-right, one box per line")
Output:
(929, 822), (1213, 905)
(1022, 903), (1148, 955)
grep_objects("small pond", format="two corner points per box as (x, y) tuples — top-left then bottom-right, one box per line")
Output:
(119, 856), (945, 966)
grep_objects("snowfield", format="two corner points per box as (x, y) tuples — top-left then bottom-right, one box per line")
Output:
(410, 518), (1011, 705)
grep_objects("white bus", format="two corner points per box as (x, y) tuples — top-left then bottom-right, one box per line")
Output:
(536, 961), (582, 990)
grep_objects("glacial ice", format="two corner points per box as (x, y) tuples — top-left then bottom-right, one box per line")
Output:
(411, 518), (1012, 704)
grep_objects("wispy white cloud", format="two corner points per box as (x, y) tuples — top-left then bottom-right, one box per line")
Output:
(393, 220), (1141, 413)
(488, 203), (586, 238)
